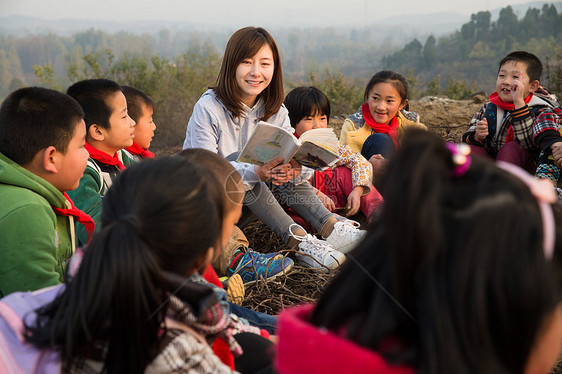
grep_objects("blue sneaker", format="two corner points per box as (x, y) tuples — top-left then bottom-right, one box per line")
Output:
(226, 249), (294, 284)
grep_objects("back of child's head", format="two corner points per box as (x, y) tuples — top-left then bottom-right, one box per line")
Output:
(25, 156), (227, 373)
(66, 79), (122, 132)
(0, 87), (84, 166)
(364, 70), (409, 108)
(284, 86), (331, 128)
(177, 148), (243, 216)
(499, 51), (542, 82)
(312, 129), (561, 373)
(214, 26), (283, 121)
(121, 85), (155, 123)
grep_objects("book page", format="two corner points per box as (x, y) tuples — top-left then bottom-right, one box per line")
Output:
(237, 121), (299, 165)
(293, 142), (340, 171)
(298, 127), (340, 154)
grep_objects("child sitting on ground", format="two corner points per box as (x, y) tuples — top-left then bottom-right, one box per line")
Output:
(0, 155), (275, 373)
(183, 27), (365, 270)
(461, 50), (558, 174)
(0, 87), (91, 297)
(284, 86), (383, 225)
(340, 70), (426, 173)
(66, 79), (136, 245)
(122, 85), (157, 161)
(276, 129), (562, 374)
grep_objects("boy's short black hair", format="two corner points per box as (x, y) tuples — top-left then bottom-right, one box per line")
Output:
(66, 79), (122, 132)
(121, 86), (155, 123)
(284, 86), (331, 128)
(0, 87), (84, 166)
(499, 51), (543, 82)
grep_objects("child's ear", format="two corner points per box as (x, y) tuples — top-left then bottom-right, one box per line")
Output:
(529, 80), (540, 94)
(42, 146), (59, 174)
(88, 124), (105, 142)
(399, 99), (409, 111)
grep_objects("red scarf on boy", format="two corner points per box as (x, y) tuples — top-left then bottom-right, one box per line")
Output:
(489, 92), (533, 144)
(51, 193), (95, 243)
(85, 143), (126, 170)
(361, 103), (399, 147)
(126, 141), (155, 159)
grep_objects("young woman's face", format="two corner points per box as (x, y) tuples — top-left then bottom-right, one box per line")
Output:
(366, 82), (406, 125)
(235, 44), (274, 108)
(294, 112), (328, 137)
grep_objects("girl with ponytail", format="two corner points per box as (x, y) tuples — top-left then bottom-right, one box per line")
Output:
(276, 129), (562, 374)
(3, 152), (273, 373)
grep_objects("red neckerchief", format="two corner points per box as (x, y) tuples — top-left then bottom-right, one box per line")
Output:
(489, 92), (533, 143)
(362, 103), (399, 147)
(52, 192), (95, 243)
(489, 92), (533, 110)
(126, 141), (155, 159)
(85, 143), (125, 170)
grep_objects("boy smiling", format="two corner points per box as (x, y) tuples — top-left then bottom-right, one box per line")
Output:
(462, 51), (558, 172)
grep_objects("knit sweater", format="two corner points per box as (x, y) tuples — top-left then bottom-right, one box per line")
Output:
(0, 153), (75, 297)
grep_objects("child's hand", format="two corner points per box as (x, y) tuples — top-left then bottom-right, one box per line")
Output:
(269, 160), (300, 185)
(475, 118), (488, 142)
(346, 186), (364, 216)
(369, 154), (387, 172)
(254, 157), (284, 182)
(317, 190), (336, 211)
(551, 142), (562, 167)
(510, 70), (526, 109)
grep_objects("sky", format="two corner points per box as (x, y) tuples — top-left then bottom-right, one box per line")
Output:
(0, 0), (550, 28)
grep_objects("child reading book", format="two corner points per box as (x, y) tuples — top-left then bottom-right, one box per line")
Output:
(284, 86), (383, 224)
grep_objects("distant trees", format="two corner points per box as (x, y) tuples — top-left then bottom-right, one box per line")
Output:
(383, 4), (562, 98)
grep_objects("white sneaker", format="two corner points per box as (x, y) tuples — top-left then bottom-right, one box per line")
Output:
(325, 220), (366, 254)
(289, 224), (345, 271)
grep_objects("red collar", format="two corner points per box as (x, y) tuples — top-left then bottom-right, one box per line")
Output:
(126, 141), (155, 159)
(489, 92), (533, 111)
(362, 103), (399, 146)
(85, 143), (125, 170)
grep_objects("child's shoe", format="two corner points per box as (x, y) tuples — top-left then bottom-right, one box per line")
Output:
(289, 224), (345, 271)
(325, 219), (367, 254)
(226, 249), (294, 285)
(223, 274), (245, 305)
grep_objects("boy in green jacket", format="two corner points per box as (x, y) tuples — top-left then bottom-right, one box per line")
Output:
(0, 87), (90, 297)
(66, 79), (136, 245)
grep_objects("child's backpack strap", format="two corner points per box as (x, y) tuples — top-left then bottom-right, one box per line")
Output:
(86, 159), (104, 194)
(0, 285), (64, 373)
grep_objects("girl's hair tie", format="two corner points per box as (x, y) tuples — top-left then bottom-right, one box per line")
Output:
(446, 142), (472, 177)
(497, 161), (556, 260)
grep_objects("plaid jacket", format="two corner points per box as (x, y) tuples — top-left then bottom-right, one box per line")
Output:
(462, 88), (558, 156)
(533, 107), (562, 182)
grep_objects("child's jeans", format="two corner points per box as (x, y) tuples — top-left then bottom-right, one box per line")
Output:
(244, 181), (333, 243)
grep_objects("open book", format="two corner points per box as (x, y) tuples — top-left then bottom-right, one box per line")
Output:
(237, 121), (340, 171)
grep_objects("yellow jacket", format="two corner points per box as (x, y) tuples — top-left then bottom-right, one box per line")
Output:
(340, 109), (427, 154)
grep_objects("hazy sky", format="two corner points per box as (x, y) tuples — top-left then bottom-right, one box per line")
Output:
(0, 0), (548, 27)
